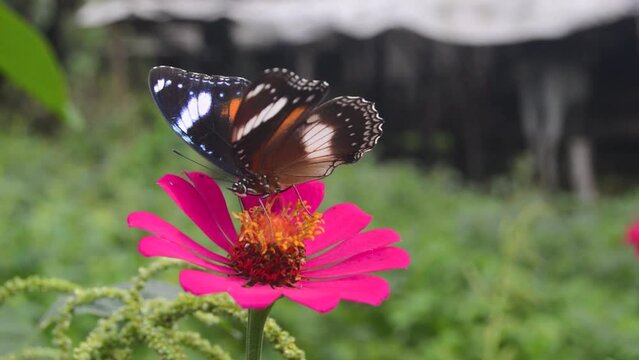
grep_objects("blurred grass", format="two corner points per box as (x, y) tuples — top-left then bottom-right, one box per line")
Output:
(1, 92), (639, 359)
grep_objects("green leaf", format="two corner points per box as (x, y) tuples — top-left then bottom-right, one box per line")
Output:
(0, 2), (83, 129)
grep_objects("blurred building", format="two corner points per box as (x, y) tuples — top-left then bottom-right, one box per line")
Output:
(75, 0), (639, 197)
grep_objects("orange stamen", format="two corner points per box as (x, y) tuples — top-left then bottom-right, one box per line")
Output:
(229, 198), (323, 287)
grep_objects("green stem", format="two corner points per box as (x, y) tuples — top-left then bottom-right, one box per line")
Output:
(245, 304), (274, 360)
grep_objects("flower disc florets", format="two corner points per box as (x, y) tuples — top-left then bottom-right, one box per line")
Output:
(229, 199), (323, 287)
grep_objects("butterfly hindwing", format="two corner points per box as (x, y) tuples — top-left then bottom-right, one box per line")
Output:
(150, 66), (384, 194)
(149, 66), (251, 176)
(231, 68), (329, 170)
(254, 96), (383, 185)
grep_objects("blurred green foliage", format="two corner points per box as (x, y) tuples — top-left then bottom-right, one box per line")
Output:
(0, 2), (81, 129)
(0, 261), (305, 360)
(0, 7), (638, 356)
(0, 90), (638, 358)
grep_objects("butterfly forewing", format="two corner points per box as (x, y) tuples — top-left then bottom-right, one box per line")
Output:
(150, 65), (384, 195)
(149, 66), (251, 176)
(231, 68), (329, 170)
(254, 96), (383, 186)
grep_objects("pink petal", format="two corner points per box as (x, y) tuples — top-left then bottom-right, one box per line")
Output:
(305, 203), (372, 256)
(128, 211), (229, 264)
(180, 269), (245, 294)
(303, 247), (410, 278)
(241, 181), (324, 214)
(281, 286), (340, 313)
(277, 181), (324, 213)
(302, 275), (390, 305)
(304, 229), (400, 269)
(158, 174), (234, 252)
(628, 222), (639, 242)
(185, 172), (238, 244)
(240, 195), (264, 213)
(227, 284), (283, 309)
(180, 270), (283, 309)
(138, 236), (235, 274)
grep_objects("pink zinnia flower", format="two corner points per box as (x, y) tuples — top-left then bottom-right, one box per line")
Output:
(627, 220), (639, 255)
(128, 172), (410, 313)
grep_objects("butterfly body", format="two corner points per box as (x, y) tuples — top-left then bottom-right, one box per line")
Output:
(149, 66), (383, 196)
(230, 172), (283, 196)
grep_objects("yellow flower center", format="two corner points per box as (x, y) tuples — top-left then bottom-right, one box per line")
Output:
(229, 199), (323, 287)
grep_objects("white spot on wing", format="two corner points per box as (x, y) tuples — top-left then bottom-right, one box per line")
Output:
(153, 78), (166, 93)
(178, 107), (192, 132)
(307, 147), (332, 159)
(187, 97), (199, 123)
(245, 116), (258, 136)
(261, 97), (287, 122)
(303, 122), (334, 159)
(238, 97), (289, 140)
(236, 125), (246, 139)
(246, 84), (265, 99)
(306, 114), (320, 123)
(178, 92), (212, 133)
(197, 92), (212, 117)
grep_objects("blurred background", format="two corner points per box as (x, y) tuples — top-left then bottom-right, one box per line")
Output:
(2, 0), (639, 358)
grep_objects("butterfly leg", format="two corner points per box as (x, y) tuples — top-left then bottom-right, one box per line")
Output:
(292, 185), (312, 216)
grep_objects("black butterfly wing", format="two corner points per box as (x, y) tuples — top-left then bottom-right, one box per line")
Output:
(230, 68), (329, 170)
(254, 96), (383, 186)
(149, 66), (251, 176)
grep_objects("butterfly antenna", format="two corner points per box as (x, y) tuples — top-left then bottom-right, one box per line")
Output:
(172, 149), (234, 183)
(172, 149), (215, 171)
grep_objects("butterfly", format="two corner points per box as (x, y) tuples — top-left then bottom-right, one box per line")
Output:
(149, 66), (383, 196)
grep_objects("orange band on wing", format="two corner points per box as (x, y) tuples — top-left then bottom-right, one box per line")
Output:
(251, 106), (307, 172)
(261, 106), (306, 150)
(229, 98), (241, 122)
(279, 106), (306, 134)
